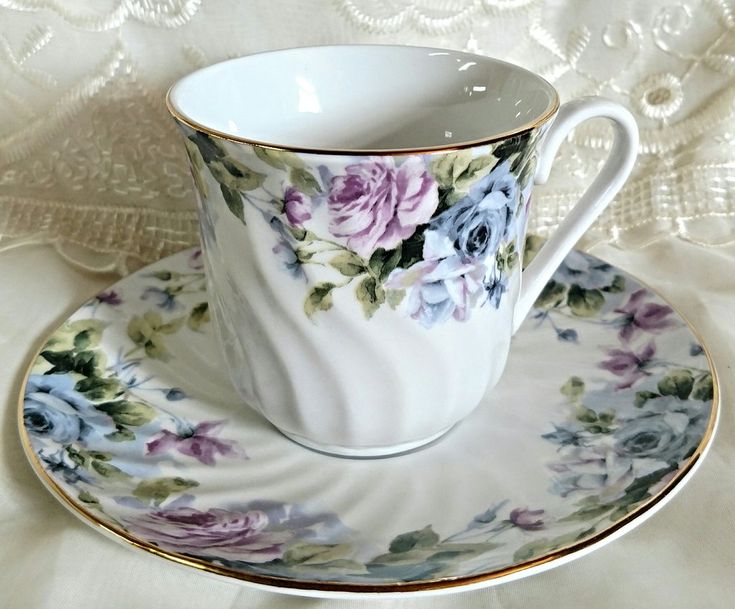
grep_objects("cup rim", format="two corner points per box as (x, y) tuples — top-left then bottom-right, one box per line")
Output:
(166, 44), (561, 156)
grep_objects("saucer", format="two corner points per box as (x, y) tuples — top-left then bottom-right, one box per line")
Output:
(19, 245), (719, 598)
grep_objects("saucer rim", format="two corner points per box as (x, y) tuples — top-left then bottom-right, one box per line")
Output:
(16, 248), (721, 597)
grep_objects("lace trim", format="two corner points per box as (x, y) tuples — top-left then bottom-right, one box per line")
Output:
(0, 196), (198, 274)
(333, 0), (539, 35)
(0, 0), (201, 31)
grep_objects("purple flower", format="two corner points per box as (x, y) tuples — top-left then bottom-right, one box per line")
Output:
(188, 249), (204, 270)
(284, 187), (312, 226)
(599, 340), (656, 389)
(95, 290), (122, 306)
(509, 507), (545, 531)
(123, 507), (291, 563)
(146, 420), (246, 466)
(328, 156), (438, 258)
(385, 256), (486, 328)
(615, 289), (675, 343)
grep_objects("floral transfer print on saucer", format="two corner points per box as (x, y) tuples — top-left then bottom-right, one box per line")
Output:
(19, 243), (718, 596)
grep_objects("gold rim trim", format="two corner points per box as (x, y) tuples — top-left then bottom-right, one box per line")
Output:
(16, 268), (720, 595)
(164, 45), (561, 156)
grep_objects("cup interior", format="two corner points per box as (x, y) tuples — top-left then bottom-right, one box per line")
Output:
(168, 45), (558, 153)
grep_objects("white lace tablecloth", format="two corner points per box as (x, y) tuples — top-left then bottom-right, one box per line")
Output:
(1, 238), (733, 608)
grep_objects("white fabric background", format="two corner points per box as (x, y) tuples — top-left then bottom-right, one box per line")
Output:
(1, 239), (733, 608)
(1, 0), (735, 273)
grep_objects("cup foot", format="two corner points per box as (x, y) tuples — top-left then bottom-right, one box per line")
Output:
(277, 425), (454, 458)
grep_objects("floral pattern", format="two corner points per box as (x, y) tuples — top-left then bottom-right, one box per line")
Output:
(20, 246), (716, 591)
(184, 128), (538, 328)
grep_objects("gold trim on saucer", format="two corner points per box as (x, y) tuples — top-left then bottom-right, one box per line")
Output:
(16, 273), (720, 596)
(165, 45), (561, 157)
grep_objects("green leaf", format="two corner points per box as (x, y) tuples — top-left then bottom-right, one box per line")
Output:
(634, 390), (660, 408)
(387, 289), (406, 310)
(355, 276), (385, 319)
(187, 302), (210, 332)
(304, 282), (336, 318)
(523, 234), (545, 269)
(74, 329), (92, 351)
(691, 373), (714, 401)
(209, 158), (266, 192)
(91, 460), (129, 480)
(620, 465), (676, 505)
(281, 543), (352, 565)
(289, 225), (308, 241)
(534, 280), (567, 309)
(158, 318), (185, 335)
(74, 377), (123, 401)
(253, 145), (303, 169)
(188, 132), (227, 163)
(513, 527), (596, 563)
(289, 167), (321, 196)
(148, 271), (173, 281)
(40, 349), (101, 377)
(132, 477), (199, 506)
(454, 155), (496, 191)
(429, 150), (472, 188)
(561, 376), (585, 399)
(657, 369), (694, 400)
(96, 400), (155, 427)
(368, 246), (402, 282)
(603, 274), (626, 293)
(78, 490), (100, 506)
(46, 319), (107, 352)
(492, 132), (531, 162)
(329, 252), (366, 277)
(105, 427), (136, 442)
(429, 151), (495, 192)
(184, 138), (209, 198)
(567, 285), (605, 317)
(183, 137), (205, 171)
(389, 525), (440, 553)
(220, 183), (245, 223)
(576, 406), (598, 424)
(397, 228), (427, 270)
(517, 155), (537, 190)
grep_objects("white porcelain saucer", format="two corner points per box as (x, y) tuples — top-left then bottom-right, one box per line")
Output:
(19, 245), (719, 598)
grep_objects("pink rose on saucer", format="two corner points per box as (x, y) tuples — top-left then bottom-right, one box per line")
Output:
(327, 156), (438, 257)
(124, 507), (291, 562)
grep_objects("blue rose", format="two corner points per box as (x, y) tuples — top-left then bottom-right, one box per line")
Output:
(423, 160), (517, 263)
(23, 374), (100, 444)
(614, 412), (698, 464)
(555, 250), (617, 290)
(24, 401), (82, 444)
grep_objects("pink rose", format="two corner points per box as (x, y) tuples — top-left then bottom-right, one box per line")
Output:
(284, 187), (311, 226)
(123, 507), (291, 563)
(385, 256), (486, 328)
(327, 156), (438, 258)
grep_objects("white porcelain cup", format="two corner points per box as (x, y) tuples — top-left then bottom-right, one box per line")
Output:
(167, 45), (638, 457)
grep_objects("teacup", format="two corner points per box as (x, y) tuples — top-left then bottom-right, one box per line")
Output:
(167, 45), (638, 457)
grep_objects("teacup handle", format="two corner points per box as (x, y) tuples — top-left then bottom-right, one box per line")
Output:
(513, 96), (639, 333)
